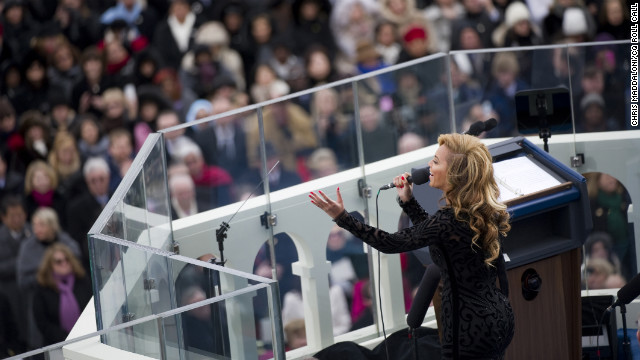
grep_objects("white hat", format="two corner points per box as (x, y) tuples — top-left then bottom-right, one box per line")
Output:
(562, 7), (588, 37)
(505, 2), (530, 29)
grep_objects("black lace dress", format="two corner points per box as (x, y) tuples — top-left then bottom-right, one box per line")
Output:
(333, 197), (514, 359)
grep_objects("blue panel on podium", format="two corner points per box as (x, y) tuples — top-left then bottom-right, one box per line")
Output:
(487, 137), (592, 269)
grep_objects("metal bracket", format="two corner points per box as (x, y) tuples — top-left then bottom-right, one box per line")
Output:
(172, 241), (180, 254)
(144, 278), (156, 290)
(570, 153), (584, 167)
(358, 178), (372, 199)
(122, 313), (135, 322)
(260, 212), (277, 229)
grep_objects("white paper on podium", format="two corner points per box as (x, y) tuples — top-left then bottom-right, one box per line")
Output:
(493, 156), (562, 202)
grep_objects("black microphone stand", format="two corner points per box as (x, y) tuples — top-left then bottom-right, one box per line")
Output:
(619, 303), (632, 360)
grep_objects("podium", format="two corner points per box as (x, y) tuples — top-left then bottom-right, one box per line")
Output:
(488, 137), (592, 360)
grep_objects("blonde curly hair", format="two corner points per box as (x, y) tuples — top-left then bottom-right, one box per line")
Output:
(438, 133), (511, 267)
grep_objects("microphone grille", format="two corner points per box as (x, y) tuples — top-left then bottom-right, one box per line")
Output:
(411, 166), (431, 185)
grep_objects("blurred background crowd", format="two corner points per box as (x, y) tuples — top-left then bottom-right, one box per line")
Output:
(0, 0), (634, 356)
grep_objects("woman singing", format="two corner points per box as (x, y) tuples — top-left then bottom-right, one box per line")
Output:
(310, 133), (514, 359)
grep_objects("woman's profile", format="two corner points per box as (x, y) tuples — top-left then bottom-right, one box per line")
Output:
(310, 133), (514, 359)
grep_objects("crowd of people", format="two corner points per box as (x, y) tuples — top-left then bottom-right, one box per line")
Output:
(0, 0), (633, 356)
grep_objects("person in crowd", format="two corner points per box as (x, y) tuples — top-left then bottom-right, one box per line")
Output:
(47, 93), (78, 135)
(175, 253), (230, 357)
(307, 148), (339, 180)
(0, 196), (31, 346)
(588, 172), (631, 275)
(585, 257), (614, 290)
(291, 0), (336, 59)
(358, 103), (397, 163)
(424, 0), (466, 53)
(304, 45), (341, 89)
(282, 282), (352, 336)
(1, 0), (37, 63)
(152, 0), (198, 71)
(397, 132), (426, 154)
(597, 0), (630, 40)
(53, 0), (102, 50)
(76, 114), (109, 161)
(13, 110), (54, 174)
(100, 87), (133, 134)
(181, 21), (245, 92)
(396, 24), (433, 64)
(374, 21), (402, 66)
(47, 131), (84, 199)
(310, 133), (514, 358)
(131, 47), (162, 88)
(0, 153), (24, 201)
(584, 231), (622, 278)
(33, 243), (92, 345)
(267, 36), (307, 94)
(132, 85), (172, 153)
(246, 83), (318, 174)
(100, 0), (159, 42)
(153, 68), (197, 121)
(310, 88), (354, 168)
(23, 160), (67, 226)
(176, 140), (233, 209)
(247, 12), (278, 70)
(484, 52), (529, 138)
(71, 47), (113, 118)
(350, 279), (373, 330)
(17, 207), (81, 291)
(330, 0), (379, 70)
(12, 50), (54, 116)
(47, 42), (83, 103)
(578, 93), (620, 132)
(168, 172), (199, 219)
(455, 0), (500, 48)
(16, 207), (81, 349)
(560, 6), (594, 43)
(0, 99), (19, 156)
(543, 0), (595, 43)
(1, 62), (22, 105)
(250, 64), (281, 104)
(205, 96), (249, 179)
(66, 157), (111, 269)
(106, 128), (134, 194)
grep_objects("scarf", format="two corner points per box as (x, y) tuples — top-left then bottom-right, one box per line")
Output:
(168, 13), (195, 52)
(55, 273), (81, 333)
(32, 190), (54, 207)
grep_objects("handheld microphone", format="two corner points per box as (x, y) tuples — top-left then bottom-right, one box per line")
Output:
(379, 166), (430, 190)
(462, 121), (485, 136)
(483, 118), (498, 133)
(407, 264), (441, 329)
(608, 273), (640, 310)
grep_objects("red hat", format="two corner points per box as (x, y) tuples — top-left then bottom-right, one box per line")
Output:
(403, 26), (427, 43)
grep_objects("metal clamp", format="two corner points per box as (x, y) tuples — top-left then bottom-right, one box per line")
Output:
(144, 278), (156, 290)
(570, 153), (584, 167)
(260, 212), (278, 229)
(358, 178), (372, 199)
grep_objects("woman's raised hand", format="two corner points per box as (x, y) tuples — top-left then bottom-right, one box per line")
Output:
(309, 188), (345, 219)
(395, 172), (413, 203)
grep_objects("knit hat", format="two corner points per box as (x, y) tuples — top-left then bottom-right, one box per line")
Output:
(194, 21), (229, 46)
(505, 2), (530, 29)
(562, 8), (588, 37)
(403, 26), (427, 43)
(580, 93), (605, 111)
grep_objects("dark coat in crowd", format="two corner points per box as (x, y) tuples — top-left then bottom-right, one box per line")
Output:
(32, 275), (92, 344)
